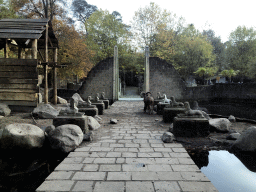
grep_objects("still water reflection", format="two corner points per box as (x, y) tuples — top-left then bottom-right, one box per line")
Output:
(200, 150), (256, 192)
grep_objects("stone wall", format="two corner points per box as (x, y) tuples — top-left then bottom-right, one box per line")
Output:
(78, 57), (114, 101)
(183, 83), (256, 103)
(149, 57), (186, 100)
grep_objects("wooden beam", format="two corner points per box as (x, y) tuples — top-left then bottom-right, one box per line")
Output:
(44, 24), (49, 104)
(31, 39), (38, 59)
(4, 39), (8, 58)
(53, 48), (58, 105)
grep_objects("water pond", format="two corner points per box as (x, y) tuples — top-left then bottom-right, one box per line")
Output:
(198, 150), (256, 192)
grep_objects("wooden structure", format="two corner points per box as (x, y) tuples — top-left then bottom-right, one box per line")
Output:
(0, 18), (60, 107)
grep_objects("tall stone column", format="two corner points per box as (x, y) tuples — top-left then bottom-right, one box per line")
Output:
(144, 46), (150, 92)
(113, 46), (119, 101)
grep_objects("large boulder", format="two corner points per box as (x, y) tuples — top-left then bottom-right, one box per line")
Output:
(209, 118), (231, 132)
(88, 116), (100, 130)
(231, 127), (256, 152)
(0, 123), (45, 149)
(47, 124), (83, 153)
(161, 132), (175, 143)
(33, 104), (60, 119)
(0, 103), (11, 116)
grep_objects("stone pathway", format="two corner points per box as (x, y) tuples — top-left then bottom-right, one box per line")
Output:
(36, 101), (217, 192)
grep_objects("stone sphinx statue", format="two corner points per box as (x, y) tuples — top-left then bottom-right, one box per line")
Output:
(157, 92), (165, 99)
(59, 97), (81, 116)
(170, 96), (184, 107)
(177, 102), (204, 118)
(101, 92), (107, 100)
(76, 96), (95, 108)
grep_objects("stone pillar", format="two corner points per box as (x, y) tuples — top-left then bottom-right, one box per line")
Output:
(113, 45), (119, 100)
(144, 46), (150, 92)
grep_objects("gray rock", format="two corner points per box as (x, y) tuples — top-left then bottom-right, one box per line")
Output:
(209, 118), (231, 132)
(226, 133), (241, 140)
(110, 119), (118, 124)
(0, 123), (45, 149)
(228, 115), (236, 123)
(161, 132), (175, 143)
(0, 103), (11, 116)
(88, 116), (101, 130)
(94, 115), (102, 122)
(232, 126), (256, 152)
(83, 131), (93, 141)
(47, 124), (83, 153)
(44, 125), (55, 136)
(33, 104), (60, 119)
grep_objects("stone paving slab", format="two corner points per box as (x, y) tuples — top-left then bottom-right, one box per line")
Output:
(36, 101), (217, 192)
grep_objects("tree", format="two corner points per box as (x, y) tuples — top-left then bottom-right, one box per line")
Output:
(71, 0), (97, 25)
(85, 9), (131, 65)
(0, 0), (20, 19)
(173, 25), (215, 79)
(221, 69), (239, 83)
(194, 67), (217, 85)
(131, 2), (182, 49)
(52, 19), (94, 78)
(11, 0), (68, 20)
(225, 26), (256, 78)
(202, 29), (225, 71)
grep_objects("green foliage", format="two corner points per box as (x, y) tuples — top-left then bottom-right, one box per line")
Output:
(0, 0), (20, 19)
(225, 26), (256, 77)
(131, 2), (183, 49)
(85, 9), (131, 65)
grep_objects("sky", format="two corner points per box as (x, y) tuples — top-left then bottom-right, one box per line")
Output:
(84, 0), (256, 42)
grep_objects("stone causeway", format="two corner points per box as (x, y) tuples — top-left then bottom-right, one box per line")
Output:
(37, 101), (217, 192)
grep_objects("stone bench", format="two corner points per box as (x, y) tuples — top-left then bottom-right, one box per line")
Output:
(173, 117), (210, 137)
(163, 107), (186, 123)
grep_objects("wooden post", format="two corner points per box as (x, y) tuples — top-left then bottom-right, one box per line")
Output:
(53, 48), (58, 105)
(44, 24), (49, 103)
(31, 39), (38, 59)
(4, 39), (8, 58)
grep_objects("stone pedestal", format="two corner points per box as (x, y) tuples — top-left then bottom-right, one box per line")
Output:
(163, 107), (186, 123)
(91, 102), (105, 115)
(53, 115), (89, 133)
(78, 107), (98, 116)
(154, 99), (163, 106)
(157, 102), (170, 115)
(102, 100), (109, 109)
(173, 117), (210, 137)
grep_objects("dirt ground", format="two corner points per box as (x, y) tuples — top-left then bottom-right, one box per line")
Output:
(1, 109), (255, 153)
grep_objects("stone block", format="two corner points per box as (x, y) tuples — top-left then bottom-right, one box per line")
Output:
(154, 181), (181, 191)
(53, 115), (89, 133)
(157, 102), (170, 115)
(94, 182), (125, 192)
(91, 102), (105, 115)
(126, 182), (154, 192)
(36, 180), (74, 191)
(163, 107), (186, 123)
(72, 172), (106, 180)
(107, 172), (132, 180)
(173, 117), (210, 137)
(78, 107), (98, 116)
(72, 181), (93, 192)
(178, 181), (218, 191)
